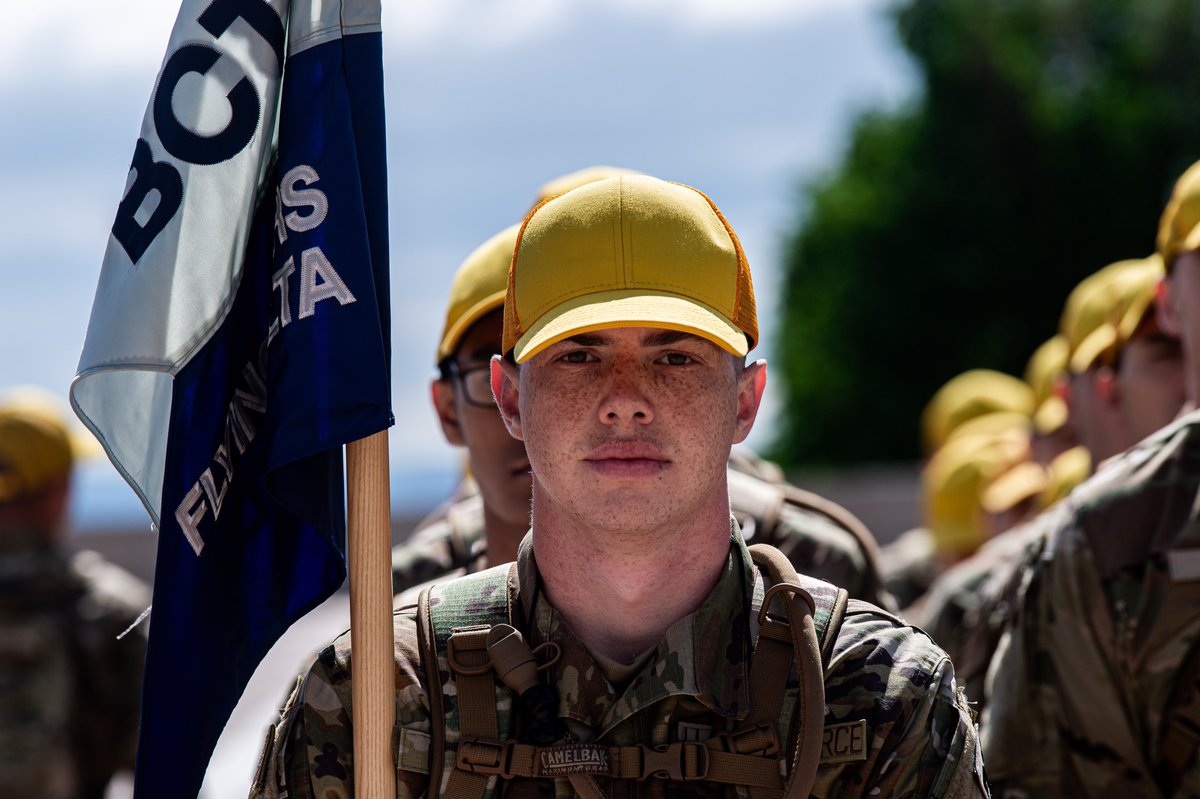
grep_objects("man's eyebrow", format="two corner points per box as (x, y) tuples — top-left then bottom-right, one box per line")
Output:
(560, 330), (708, 347)
(564, 332), (610, 346)
(642, 330), (706, 347)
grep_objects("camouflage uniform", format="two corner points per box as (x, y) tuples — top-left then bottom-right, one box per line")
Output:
(393, 469), (894, 611)
(0, 532), (149, 799)
(255, 526), (987, 798)
(980, 409), (1200, 797)
(906, 524), (1042, 707)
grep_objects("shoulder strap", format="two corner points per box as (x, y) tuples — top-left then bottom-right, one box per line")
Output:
(748, 543), (849, 799)
(779, 484), (888, 607)
(417, 563), (517, 799)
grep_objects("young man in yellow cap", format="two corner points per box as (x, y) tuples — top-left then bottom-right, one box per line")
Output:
(979, 162), (1200, 796)
(391, 174), (892, 609)
(1058, 255), (1184, 467)
(252, 175), (985, 799)
(0, 387), (150, 799)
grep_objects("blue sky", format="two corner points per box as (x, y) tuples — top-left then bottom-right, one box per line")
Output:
(1, 0), (914, 526)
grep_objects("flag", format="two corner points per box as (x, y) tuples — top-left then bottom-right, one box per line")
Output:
(71, 0), (392, 795)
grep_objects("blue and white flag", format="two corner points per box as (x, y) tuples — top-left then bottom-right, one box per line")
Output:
(71, 0), (392, 795)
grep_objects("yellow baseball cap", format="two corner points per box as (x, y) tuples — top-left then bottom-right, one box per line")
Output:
(503, 175), (758, 363)
(0, 387), (99, 503)
(1061, 257), (1162, 374)
(923, 427), (1035, 556)
(1039, 444), (1091, 508)
(921, 370), (1034, 453)
(532, 165), (643, 209)
(1024, 336), (1069, 436)
(1158, 160), (1200, 272)
(437, 224), (520, 363)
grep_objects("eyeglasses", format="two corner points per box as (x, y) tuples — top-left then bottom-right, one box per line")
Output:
(440, 360), (496, 408)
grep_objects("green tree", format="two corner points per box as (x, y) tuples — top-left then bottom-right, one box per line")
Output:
(773, 0), (1200, 467)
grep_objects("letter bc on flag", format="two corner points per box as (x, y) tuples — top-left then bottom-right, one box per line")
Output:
(71, 0), (392, 795)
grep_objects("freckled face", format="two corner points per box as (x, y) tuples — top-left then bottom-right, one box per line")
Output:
(498, 327), (756, 536)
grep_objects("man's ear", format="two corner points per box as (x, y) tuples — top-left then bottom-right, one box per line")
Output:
(733, 359), (768, 444)
(431, 379), (465, 447)
(1158, 277), (1184, 338)
(491, 356), (525, 441)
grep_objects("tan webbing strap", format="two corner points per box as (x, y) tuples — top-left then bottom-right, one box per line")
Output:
(1159, 639), (1200, 792)
(444, 628), (500, 799)
(748, 544), (826, 799)
(567, 773), (607, 799)
(418, 587), (448, 797)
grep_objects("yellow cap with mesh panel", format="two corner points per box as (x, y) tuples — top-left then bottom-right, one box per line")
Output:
(1061, 257), (1162, 374)
(439, 168), (648, 363)
(1158, 160), (1200, 272)
(503, 175), (758, 363)
(921, 370), (1034, 454)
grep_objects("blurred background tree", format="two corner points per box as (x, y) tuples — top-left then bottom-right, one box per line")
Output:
(772, 0), (1200, 467)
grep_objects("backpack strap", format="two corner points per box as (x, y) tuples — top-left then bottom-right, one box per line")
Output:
(747, 543), (849, 799)
(730, 468), (887, 607)
(416, 547), (849, 799)
(779, 484), (888, 607)
(418, 562), (517, 799)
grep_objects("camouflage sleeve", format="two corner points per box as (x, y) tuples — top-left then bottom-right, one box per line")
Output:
(814, 605), (990, 798)
(392, 518), (459, 596)
(250, 611), (433, 799)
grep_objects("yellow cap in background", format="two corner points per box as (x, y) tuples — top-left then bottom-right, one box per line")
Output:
(0, 387), (100, 503)
(923, 427), (1037, 557)
(436, 224), (521, 363)
(504, 175), (758, 362)
(1061, 257), (1162, 374)
(1024, 336), (1069, 436)
(1039, 445), (1091, 508)
(921, 370), (1035, 454)
(1158, 160), (1200, 272)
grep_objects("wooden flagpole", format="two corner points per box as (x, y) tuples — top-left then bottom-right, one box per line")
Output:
(347, 429), (396, 797)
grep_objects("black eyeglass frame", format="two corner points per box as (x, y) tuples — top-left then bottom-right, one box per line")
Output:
(438, 359), (498, 408)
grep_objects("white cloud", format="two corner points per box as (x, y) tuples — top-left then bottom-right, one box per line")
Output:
(604, 0), (885, 30)
(1, 1), (177, 87)
(0, 0), (885, 87)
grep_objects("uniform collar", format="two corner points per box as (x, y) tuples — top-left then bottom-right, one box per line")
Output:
(515, 521), (756, 737)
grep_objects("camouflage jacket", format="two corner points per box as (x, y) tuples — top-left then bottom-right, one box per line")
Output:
(392, 470), (894, 611)
(980, 410), (1200, 797)
(0, 537), (149, 799)
(907, 525), (1042, 708)
(391, 492), (488, 597)
(255, 529), (987, 798)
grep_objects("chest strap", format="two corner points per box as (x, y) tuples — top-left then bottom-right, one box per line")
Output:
(455, 734), (784, 787)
